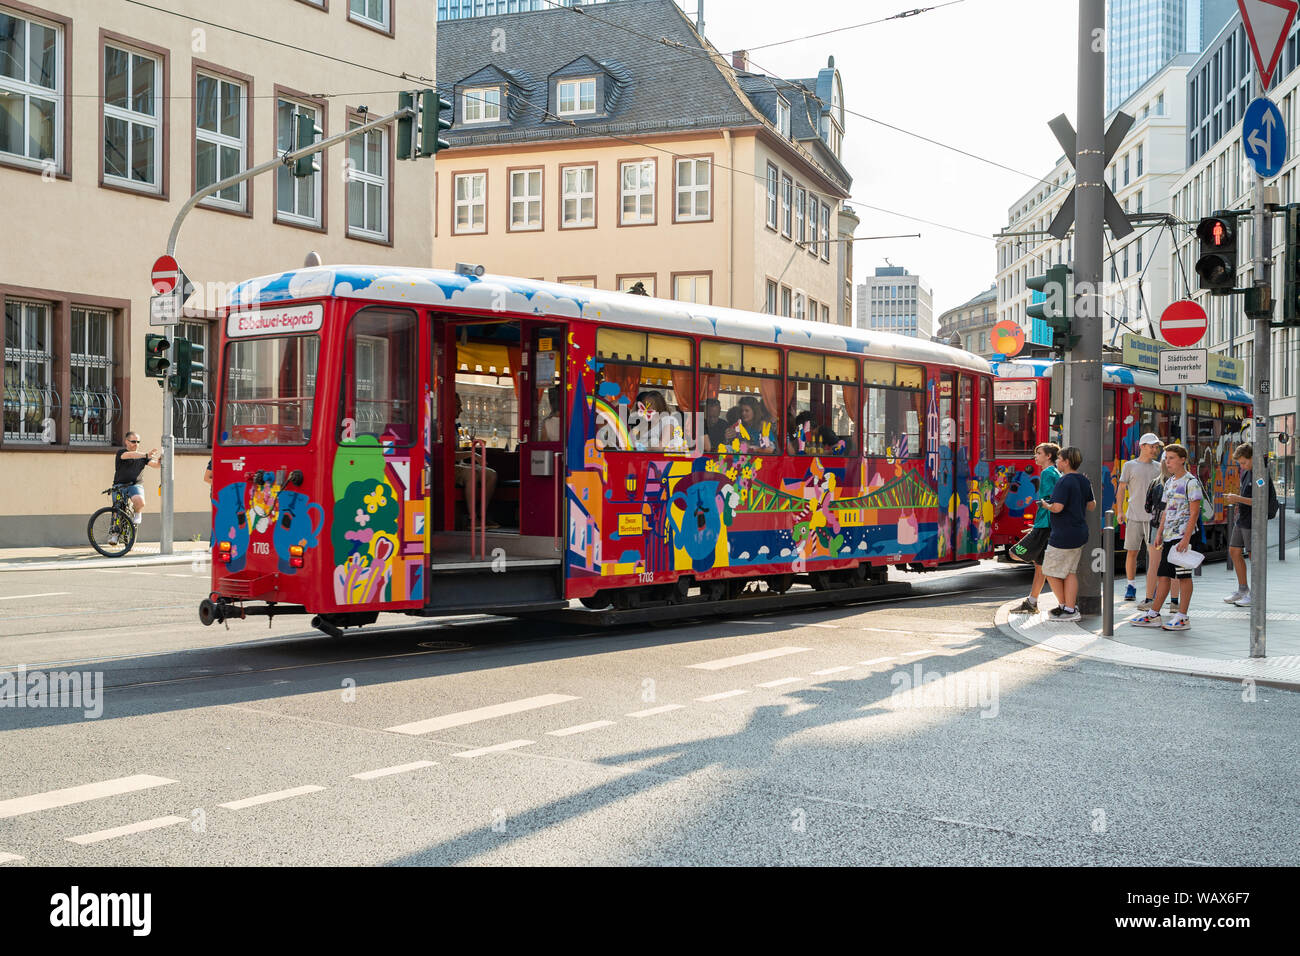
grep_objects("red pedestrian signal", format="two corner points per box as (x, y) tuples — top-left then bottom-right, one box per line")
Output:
(1195, 214), (1238, 293)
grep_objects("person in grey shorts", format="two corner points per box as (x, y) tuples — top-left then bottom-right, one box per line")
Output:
(1221, 443), (1254, 607)
(1042, 446), (1096, 622)
(1118, 434), (1162, 602)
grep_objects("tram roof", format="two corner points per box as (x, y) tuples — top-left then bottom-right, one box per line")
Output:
(228, 266), (992, 375)
(991, 357), (1253, 405)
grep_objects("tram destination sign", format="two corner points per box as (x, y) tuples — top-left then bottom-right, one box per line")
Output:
(1159, 348), (1209, 386)
(227, 303), (324, 338)
(1121, 333), (1243, 387)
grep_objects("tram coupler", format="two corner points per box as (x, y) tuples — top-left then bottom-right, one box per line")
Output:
(311, 612), (379, 639)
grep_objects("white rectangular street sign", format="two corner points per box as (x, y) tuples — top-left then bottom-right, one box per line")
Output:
(1159, 348), (1208, 385)
(148, 292), (180, 327)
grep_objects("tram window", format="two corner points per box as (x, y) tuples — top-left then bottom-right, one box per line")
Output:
(958, 376), (973, 455)
(980, 378), (992, 462)
(221, 334), (319, 446)
(699, 343), (781, 454)
(455, 330), (519, 450)
(343, 308), (417, 446)
(786, 351), (858, 456)
(865, 386), (923, 458)
(532, 327), (563, 443)
(595, 329), (692, 452)
(994, 403), (1034, 453)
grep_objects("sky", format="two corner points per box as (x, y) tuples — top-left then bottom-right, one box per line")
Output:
(696, 0), (1081, 317)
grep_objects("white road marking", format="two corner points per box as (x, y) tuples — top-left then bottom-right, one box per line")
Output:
(128, 572), (160, 576)
(453, 739), (534, 759)
(219, 785), (326, 810)
(859, 657), (896, 667)
(66, 815), (188, 845)
(860, 627), (912, 635)
(0, 853), (23, 864)
(756, 677), (804, 688)
(164, 573), (192, 578)
(812, 665), (853, 675)
(786, 622), (838, 629)
(0, 591), (70, 601)
(547, 720), (616, 737)
(902, 650), (931, 657)
(687, 646), (811, 670)
(626, 704), (686, 718)
(386, 693), (579, 736)
(0, 774), (176, 820)
(931, 815), (1001, 832)
(350, 761), (438, 780)
(696, 689), (749, 701)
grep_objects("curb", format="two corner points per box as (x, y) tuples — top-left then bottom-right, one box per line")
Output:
(993, 598), (1300, 691)
(0, 552), (210, 573)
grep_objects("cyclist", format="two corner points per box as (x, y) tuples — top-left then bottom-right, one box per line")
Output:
(111, 431), (160, 542)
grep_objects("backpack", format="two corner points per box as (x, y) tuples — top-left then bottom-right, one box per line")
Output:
(1194, 476), (1214, 524)
(1267, 469), (1281, 520)
(1145, 478), (1165, 521)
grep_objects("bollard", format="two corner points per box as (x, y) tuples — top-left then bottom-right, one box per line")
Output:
(1103, 509), (1115, 637)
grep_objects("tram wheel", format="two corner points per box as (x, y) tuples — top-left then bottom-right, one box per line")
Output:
(611, 588), (644, 610)
(699, 579), (738, 602)
(579, 594), (613, 610)
(809, 570), (836, 591)
(765, 574), (794, 594)
(838, 564), (868, 587)
(663, 577), (692, 605)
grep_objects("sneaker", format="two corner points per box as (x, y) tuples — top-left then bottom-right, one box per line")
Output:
(1014, 598), (1039, 613)
(1124, 584), (1137, 602)
(1162, 614), (1190, 631)
(1137, 599), (1154, 611)
(1234, 592), (1251, 607)
(1223, 589), (1246, 604)
(1049, 606), (1066, 618)
(1056, 606), (1082, 622)
(1130, 611), (1164, 628)
(106, 533), (118, 546)
(1169, 596), (1179, 610)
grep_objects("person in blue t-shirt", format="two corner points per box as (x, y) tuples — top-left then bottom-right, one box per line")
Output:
(1041, 445), (1096, 622)
(1013, 443), (1061, 614)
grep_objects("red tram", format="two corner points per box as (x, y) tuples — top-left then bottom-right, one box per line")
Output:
(201, 266), (997, 635)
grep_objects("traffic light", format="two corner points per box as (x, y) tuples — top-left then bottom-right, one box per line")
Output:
(169, 337), (206, 398)
(1283, 205), (1300, 325)
(145, 333), (170, 380)
(418, 90), (452, 157)
(293, 111), (322, 178)
(1194, 213), (1238, 293)
(396, 91), (416, 161)
(1026, 264), (1076, 354)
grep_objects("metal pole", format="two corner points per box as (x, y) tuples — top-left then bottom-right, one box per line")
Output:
(1179, 387), (1187, 444)
(1250, 167), (1270, 658)
(1281, 458), (1287, 561)
(1103, 509), (1115, 636)
(160, 370), (173, 554)
(1071, 0), (1106, 617)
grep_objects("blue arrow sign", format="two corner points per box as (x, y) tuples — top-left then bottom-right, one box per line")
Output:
(1243, 97), (1286, 177)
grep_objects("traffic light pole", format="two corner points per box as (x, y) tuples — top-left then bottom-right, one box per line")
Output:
(1250, 168), (1270, 658)
(1071, 0), (1105, 617)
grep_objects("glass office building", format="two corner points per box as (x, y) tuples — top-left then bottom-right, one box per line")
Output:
(437, 0), (606, 19)
(1106, 0), (1233, 112)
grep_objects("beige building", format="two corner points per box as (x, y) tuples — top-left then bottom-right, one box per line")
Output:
(935, 285), (997, 358)
(0, 0), (436, 546)
(433, 0), (855, 322)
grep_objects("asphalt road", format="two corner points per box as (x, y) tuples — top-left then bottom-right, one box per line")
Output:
(1, 562), (1297, 866)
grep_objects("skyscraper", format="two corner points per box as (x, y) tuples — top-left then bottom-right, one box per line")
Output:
(1106, 0), (1234, 112)
(437, 0), (604, 20)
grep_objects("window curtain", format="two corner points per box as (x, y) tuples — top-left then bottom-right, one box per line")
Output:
(669, 369), (693, 413)
(506, 345), (522, 402)
(758, 377), (782, 428)
(603, 363), (641, 406)
(699, 372), (720, 404)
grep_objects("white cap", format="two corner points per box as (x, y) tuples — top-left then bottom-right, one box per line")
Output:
(1138, 433), (1161, 446)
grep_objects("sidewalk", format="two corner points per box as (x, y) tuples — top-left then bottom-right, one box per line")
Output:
(0, 540), (210, 572)
(998, 512), (1300, 689)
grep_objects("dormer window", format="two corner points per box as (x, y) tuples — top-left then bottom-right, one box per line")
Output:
(776, 98), (791, 138)
(462, 87), (502, 124)
(557, 78), (597, 116)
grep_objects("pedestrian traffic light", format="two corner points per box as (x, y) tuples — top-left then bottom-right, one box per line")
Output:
(145, 333), (170, 380)
(1194, 213), (1238, 294)
(396, 91), (416, 161)
(1282, 205), (1300, 326)
(169, 337), (206, 398)
(418, 90), (452, 157)
(293, 111), (322, 178)
(1026, 264), (1075, 354)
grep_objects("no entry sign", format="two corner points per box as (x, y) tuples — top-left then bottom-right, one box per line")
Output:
(1160, 299), (1208, 348)
(151, 255), (180, 295)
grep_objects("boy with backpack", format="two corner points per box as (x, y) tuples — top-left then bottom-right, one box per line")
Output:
(1130, 443), (1206, 631)
(1118, 434), (1163, 602)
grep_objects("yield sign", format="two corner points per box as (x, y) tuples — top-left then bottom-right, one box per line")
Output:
(1159, 299), (1208, 348)
(151, 254), (180, 295)
(1239, 0), (1298, 88)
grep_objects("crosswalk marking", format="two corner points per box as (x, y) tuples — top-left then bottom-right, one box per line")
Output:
(385, 694), (579, 736)
(0, 853), (23, 864)
(687, 646), (811, 670)
(696, 689), (748, 702)
(219, 785), (325, 810)
(859, 657), (896, 667)
(0, 775), (176, 820)
(786, 622), (838, 629)
(0, 592), (69, 601)
(350, 761), (438, 780)
(812, 665), (853, 675)
(547, 720), (616, 737)
(66, 815), (188, 845)
(756, 677), (803, 688)
(453, 740), (534, 759)
(902, 650), (930, 657)
(626, 704), (686, 718)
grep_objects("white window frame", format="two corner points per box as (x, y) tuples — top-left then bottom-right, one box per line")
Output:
(765, 163), (778, 230)
(617, 275), (655, 296)
(675, 157), (711, 222)
(462, 86), (502, 125)
(557, 77), (597, 116)
(794, 292), (805, 322)
(276, 98), (323, 227)
(673, 273), (711, 305)
(619, 159), (655, 225)
(781, 174), (792, 237)
(821, 203), (831, 262)
(195, 72), (247, 210)
(347, 118), (388, 242)
(560, 163), (595, 228)
(102, 44), (162, 193)
(795, 186), (806, 245)
(0, 8), (63, 171)
(807, 195), (820, 257)
(454, 171), (488, 234)
(349, 0), (391, 31)
(776, 98), (790, 138)
(509, 167), (542, 231)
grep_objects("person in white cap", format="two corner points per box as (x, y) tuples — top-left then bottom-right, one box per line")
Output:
(1118, 433), (1163, 602)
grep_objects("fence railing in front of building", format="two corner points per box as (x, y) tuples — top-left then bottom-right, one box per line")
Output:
(69, 387), (120, 445)
(3, 383), (60, 443)
(173, 395), (216, 446)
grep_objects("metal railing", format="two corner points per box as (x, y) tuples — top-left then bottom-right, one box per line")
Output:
(69, 386), (120, 445)
(2, 383), (60, 443)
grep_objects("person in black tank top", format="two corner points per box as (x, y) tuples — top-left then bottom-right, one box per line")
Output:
(113, 431), (161, 528)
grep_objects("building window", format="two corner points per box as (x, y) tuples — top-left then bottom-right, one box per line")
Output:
(675, 156), (711, 221)
(103, 43), (162, 193)
(617, 275), (655, 296)
(822, 304), (830, 324)
(765, 279), (778, 314)
(68, 307), (116, 445)
(821, 203), (831, 262)
(557, 78), (596, 116)
(619, 159), (655, 225)
(673, 273), (711, 304)
(781, 174), (793, 237)
(776, 98), (790, 137)
(509, 167), (542, 231)
(560, 163), (596, 228)
(0, 7), (64, 172)
(765, 163), (779, 230)
(794, 292), (805, 321)
(795, 186), (806, 244)
(462, 86), (501, 124)
(808, 196), (820, 256)
(349, 0), (391, 31)
(195, 71), (248, 210)
(3, 299), (53, 442)
(781, 285), (792, 317)
(276, 97), (323, 227)
(174, 319), (213, 446)
(453, 171), (487, 234)
(347, 117), (388, 242)
(1136, 143), (1144, 176)
(558, 276), (596, 288)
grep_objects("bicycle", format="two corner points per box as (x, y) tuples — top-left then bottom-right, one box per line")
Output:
(87, 484), (138, 558)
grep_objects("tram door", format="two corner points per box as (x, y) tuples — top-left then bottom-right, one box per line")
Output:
(519, 321), (566, 538)
(938, 372), (956, 560)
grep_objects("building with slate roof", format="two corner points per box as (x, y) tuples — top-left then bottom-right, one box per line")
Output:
(936, 285), (998, 358)
(433, 0), (856, 323)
